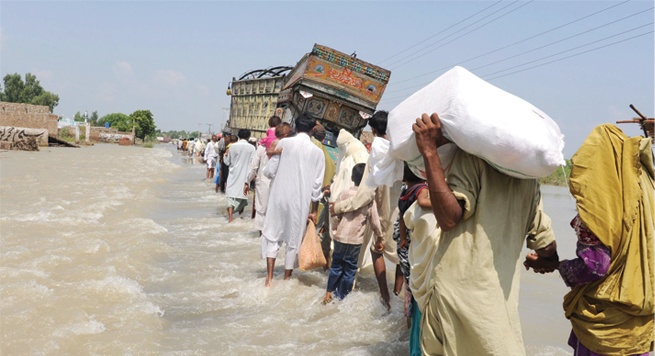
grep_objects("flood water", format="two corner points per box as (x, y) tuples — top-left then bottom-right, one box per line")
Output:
(1, 143), (578, 355)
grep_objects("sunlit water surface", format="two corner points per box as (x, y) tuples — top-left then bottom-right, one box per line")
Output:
(0, 144), (577, 355)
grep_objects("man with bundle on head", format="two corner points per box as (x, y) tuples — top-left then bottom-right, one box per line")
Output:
(411, 112), (558, 355)
(261, 114), (325, 287)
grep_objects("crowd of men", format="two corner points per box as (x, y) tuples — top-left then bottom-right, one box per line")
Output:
(198, 113), (654, 356)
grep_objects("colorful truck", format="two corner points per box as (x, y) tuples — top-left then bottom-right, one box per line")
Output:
(225, 66), (293, 139)
(226, 44), (391, 143)
(275, 44), (391, 143)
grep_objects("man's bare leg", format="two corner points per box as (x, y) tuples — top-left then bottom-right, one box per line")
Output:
(372, 251), (390, 309)
(393, 264), (404, 296)
(283, 269), (293, 280)
(227, 207), (234, 223)
(265, 257), (275, 287)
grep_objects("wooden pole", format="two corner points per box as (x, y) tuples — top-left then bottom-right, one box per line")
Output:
(629, 104), (650, 138)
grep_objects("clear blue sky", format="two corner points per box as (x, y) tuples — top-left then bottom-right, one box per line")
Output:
(2, 0), (652, 157)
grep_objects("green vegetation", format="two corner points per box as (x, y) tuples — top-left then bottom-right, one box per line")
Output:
(0, 73), (59, 111)
(74, 111), (100, 125)
(57, 127), (74, 142)
(141, 136), (158, 148)
(130, 110), (156, 141)
(158, 129), (203, 139)
(93, 110), (157, 140)
(539, 159), (572, 186)
(100, 113), (131, 131)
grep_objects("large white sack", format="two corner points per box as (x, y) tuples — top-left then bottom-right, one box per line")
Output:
(385, 66), (565, 180)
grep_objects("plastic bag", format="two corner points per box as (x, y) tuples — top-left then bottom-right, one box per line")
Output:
(298, 221), (327, 271)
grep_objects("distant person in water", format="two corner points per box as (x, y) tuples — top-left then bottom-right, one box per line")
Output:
(219, 134), (232, 193)
(204, 135), (218, 180)
(224, 129), (255, 223)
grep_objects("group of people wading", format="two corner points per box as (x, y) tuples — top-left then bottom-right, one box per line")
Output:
(211, 111), (654, 356)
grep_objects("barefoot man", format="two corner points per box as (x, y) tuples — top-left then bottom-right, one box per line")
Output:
(204, 134), (219, 180)
(261, 114), (325, 287)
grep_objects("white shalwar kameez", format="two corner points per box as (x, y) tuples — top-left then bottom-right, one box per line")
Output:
(246, 145), (270, 230)
(224, 139), (255, 200)
(204, 140), (218, 169)
(261, 133), (325, 269)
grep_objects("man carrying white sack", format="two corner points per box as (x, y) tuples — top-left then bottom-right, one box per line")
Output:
(411, 112), (559, 355)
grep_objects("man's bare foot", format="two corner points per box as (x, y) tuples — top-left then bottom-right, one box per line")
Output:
(265, 279), (271, 287)
(322, 292), (332, 305)
(283, 269), (293, 280)
(381, 297), (391, 311)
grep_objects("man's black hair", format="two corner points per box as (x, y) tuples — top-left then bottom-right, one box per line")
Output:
(403, 162), (423, 184)
(351, 163), (366, 186)
(237, 129), (250, 140)
(268, 116), (282, 127)
(369, 110), (388, 136)
(295, 113), (316, 133)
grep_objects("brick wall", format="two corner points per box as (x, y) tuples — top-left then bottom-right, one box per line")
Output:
(60, 126), (133, 143)
(0, 102), (59, 135)
(0, 126), (49, 147)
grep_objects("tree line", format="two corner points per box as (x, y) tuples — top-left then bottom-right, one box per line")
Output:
(156, 129), (205, 140)
(0, 73), (59, 112)
(88, 111), (157, 141)
(1, 73), (157, 141)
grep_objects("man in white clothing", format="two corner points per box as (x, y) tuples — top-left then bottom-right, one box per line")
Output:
(224, 129), (256, 222)
(204, 135), (219, 180)
(261, 114), (325, 287)
(244, 142), (270, 235)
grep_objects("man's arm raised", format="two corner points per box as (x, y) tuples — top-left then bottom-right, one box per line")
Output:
(412, 113), (463, 232)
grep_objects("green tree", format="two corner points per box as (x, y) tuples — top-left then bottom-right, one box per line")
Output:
(538, 159), (572, 186)
(73, 111), (84, 122)
(73, 111), (100, 125)
(101, 112), (130, 131)
(0, 73), (59, 112)
(129, 110), (156, 141)
(89, 111), (99, 126)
